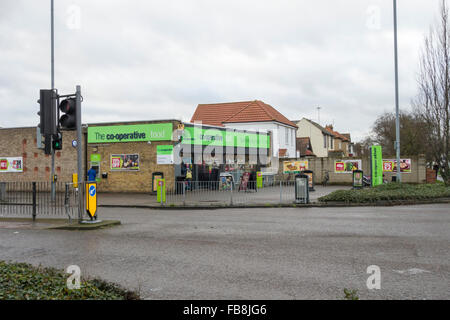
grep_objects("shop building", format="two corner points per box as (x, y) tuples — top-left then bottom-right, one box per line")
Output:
(1, 119), (271, 193)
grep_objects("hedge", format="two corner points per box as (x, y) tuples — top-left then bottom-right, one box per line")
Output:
(0, 261), (140, 300)
(318, 182), (450, 203)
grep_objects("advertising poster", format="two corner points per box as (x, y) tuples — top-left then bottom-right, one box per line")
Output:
(0, 157), (23, 173)
(370, 145), (383, 186)
(110, 154), (140, 171)
(283, 160), (309, 173)
(157, 145), (174, 164)
(334, 160), (362, 173)
(383, 159), (411, 173)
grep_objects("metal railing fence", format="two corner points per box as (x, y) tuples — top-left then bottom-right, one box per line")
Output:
(164, 180), (298, 206)
(0, 181), (84, 221)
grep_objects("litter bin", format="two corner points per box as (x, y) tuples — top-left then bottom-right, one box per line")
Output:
(0, 182), (6, 201)
(302, 170), (315, 191)
(294, 174), (309, 204)
(352, 170), (363, 189)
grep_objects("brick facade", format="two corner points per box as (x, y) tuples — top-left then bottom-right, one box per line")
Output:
(278, 155), (427, 184)
(0, 127), (83, 183)
(0, 120), (181, 193)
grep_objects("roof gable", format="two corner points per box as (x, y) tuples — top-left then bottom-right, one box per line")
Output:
(299, 118), (333, 136)
(191, 100), (297, 128)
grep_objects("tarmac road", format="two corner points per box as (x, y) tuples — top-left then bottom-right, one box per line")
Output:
(0, 204), (449, 299)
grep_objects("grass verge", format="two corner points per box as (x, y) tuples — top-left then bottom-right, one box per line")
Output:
(318, 182), (450, 203)
(0, 260), (140, 300)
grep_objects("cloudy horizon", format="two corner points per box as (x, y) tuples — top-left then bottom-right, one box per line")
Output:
(0, 0), (444, 141)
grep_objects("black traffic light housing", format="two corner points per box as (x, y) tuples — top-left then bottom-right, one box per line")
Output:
(37, 89), (57, 155)
(38, 89), (57, 136)
(43, 134), (52, 155)
(59, 98), (76, 130)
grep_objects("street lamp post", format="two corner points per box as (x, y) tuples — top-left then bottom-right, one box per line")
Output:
(393, 0), (401, 182)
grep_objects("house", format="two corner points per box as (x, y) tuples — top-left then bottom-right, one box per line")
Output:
(341, 133), (355, 157)
(190, 100), (298, 158)
(296, 137), (315, 157)
(293, 118), (334, 158)
(325, 125), (354, 157)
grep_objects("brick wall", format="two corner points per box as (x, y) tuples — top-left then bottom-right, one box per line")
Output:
(277, 155), (427, 184)
(0, 127), (83, 183)
(86, 120), (181, 193)
(87, 140), (175, 193)
(0, 120), (180, 193)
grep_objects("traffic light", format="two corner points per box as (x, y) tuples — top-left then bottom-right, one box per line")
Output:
(52, 131), (62, 150)
(37, 89), (57, 135)
(59, 98), (76, 130)
(43, 134), (52, 155)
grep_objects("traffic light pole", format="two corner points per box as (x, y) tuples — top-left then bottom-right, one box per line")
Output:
(76, 85), (83, 222)
(50, 0), (56, 200)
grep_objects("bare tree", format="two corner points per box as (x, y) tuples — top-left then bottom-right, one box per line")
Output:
(371, 111), (430, 159)
(413, 0), (450, 185)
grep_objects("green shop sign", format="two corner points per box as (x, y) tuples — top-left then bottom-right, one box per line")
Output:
(88, 123), (173, 143)
(181, 126), (270, 149)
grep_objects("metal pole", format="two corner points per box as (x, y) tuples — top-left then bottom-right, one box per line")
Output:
(279, 181), (282, 204)
(393, 0), (401, 182)
(76, 85), (83, 221)
(32, 182), (37, 221)
(50, 0), (56, 200)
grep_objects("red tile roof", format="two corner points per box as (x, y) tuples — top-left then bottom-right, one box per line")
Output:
(325, 125), (349, 142)
(190, 100), (297, 128)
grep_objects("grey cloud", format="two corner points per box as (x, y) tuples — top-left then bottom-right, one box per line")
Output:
(0, 0), (443, 141)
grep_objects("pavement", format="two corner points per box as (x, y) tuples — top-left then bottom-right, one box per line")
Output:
(0, 204), (449, 300)
(98, 185), (349, 207)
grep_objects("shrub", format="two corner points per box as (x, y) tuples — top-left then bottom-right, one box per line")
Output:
(0, 261), (140, 300)
(318, 183), (450, 203)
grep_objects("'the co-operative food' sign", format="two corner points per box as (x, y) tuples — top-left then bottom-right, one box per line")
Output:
(88, 123), (173, 143)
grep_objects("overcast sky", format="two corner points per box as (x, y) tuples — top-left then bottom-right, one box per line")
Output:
(0, 0), (444, 141)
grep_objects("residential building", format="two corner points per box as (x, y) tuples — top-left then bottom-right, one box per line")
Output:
(293, 118), (334, 158)
(325, 125), (354, 157)
(341, 133), (355, 156)
(190, 100), (298, 158)
(296, 137), (315, 157)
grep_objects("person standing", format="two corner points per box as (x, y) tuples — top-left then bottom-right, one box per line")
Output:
(87, 167), (97, 182)
(186, 167), (192, 191)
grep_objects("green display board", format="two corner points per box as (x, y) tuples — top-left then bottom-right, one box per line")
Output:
(370, 145), (383, 186)
(88, 123), (173, 143)
(90, 154), (101, 162)
(256, 171), (263, 188)
(157, 145), (174, 164)
(181, 126), (270, 149)
(156, 178), (166, 203)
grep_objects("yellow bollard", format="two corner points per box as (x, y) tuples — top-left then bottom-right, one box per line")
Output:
(72, 173), (78, 188)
